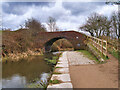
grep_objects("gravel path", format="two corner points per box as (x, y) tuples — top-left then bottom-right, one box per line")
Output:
(67, 51), (118, 88)
(67, 51), (95, 65)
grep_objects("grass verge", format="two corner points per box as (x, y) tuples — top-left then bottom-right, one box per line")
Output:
(108, 47), (119, 59)
(55, 67), (62, 68)
(45, 56), (58, 65)
(53, 72), (62, 74)
(49, 79), (61, 84)
(88, 43), (109, 60)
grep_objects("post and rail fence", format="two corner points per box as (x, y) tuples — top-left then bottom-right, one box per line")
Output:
(86, 35), (108, 57)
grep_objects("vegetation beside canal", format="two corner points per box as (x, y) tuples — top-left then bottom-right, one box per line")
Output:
(2, 50), (43, 62)
(25, 53), (61, 88)
(49, 79), (61, 84)
(45, 56), (59, 65)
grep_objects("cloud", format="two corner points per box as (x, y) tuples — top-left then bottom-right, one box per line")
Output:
(2, 1), (118, 33)
(62, 2), (105, 16)
(96, 4), (118, 17)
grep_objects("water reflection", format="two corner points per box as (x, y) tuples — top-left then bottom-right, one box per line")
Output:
(40, 73), (50, 83)
(2, 54), (53, 88)
(2, 74), (26, 88)
(0, 79), (2, 89)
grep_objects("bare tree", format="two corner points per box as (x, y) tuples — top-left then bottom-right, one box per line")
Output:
(80, 23), (95, 36)
(103, 18), (112, 37)
(106, 0), (120, 5)
(47, 16), (57, 32)
(111, 12), (120, 39)
(80, 13), (111, 37)
(25, 18), (46, 34)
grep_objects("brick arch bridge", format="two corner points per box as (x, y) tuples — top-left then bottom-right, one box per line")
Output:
(35, 31), (87, 52)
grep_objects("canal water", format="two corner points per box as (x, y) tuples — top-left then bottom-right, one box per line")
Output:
(2, 53), (55, 88)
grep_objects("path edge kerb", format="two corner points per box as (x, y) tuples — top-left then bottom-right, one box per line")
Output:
(47, 51), (73, 88)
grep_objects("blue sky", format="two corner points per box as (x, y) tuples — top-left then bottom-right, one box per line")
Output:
(1, 1), (118, 34)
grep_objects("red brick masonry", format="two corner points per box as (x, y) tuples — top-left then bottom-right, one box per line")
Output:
(35, 31), (87, 52)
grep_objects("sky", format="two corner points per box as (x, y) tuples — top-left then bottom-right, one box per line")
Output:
(1, 0), (118, 34)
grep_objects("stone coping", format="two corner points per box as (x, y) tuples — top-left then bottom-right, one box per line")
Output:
(47, 51), (73, 88)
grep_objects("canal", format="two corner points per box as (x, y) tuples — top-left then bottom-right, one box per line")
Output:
(2, 53), (58, 88)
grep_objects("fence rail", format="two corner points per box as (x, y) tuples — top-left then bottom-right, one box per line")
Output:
(87, 36), (108, 57)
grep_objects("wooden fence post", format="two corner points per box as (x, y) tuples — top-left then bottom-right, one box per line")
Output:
(87, 35), (108, 57)
(106, 41), (107, 56)
(102, 39), (103, 56)
(98, 40), (100, 50)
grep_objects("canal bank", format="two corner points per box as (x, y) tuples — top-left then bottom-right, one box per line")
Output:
(2, 49), (43, 62)
(47, 51), (73, 88)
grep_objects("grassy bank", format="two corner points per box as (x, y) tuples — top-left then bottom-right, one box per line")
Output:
(111, 50), (119, 59)
(108, 47), (119, 60)
(2, 50), (43, 62)
(88, 43), (109, 61)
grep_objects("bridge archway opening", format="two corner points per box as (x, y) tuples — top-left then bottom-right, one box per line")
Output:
(44, 37), (74, 52)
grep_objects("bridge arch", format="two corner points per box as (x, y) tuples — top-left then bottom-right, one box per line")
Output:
(44, 37), (73, 52)
(36, 31), (87, 52)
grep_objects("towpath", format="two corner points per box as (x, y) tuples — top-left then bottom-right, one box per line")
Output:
(68, 51), (118, 88)
(48, 51), (118, 88)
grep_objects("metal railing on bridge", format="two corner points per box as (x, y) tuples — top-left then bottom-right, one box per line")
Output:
(87, 36), (108, 57)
